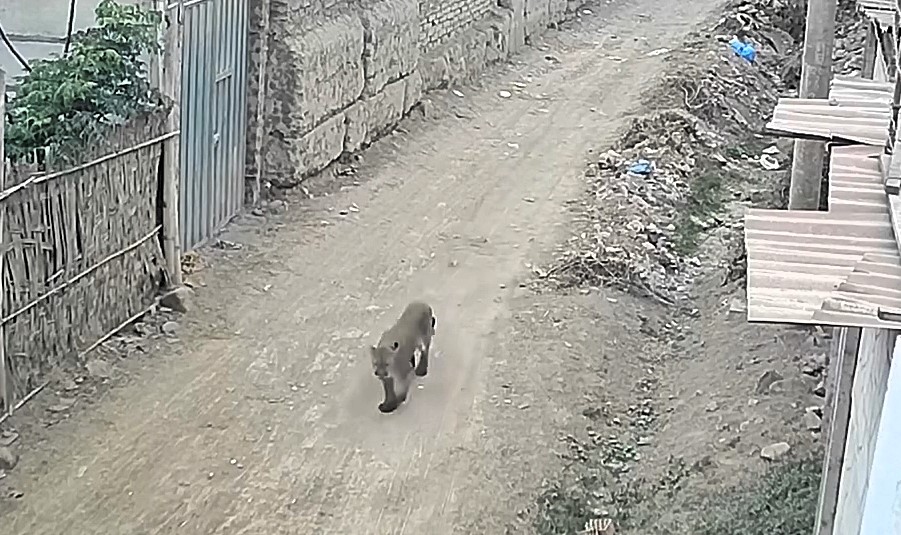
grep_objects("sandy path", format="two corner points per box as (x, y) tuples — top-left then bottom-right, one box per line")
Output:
(3, 1), (723, 533)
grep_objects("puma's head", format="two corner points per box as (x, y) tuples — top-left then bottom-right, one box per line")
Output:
(369, 341), (399, 378)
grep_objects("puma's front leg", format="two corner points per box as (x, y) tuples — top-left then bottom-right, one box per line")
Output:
(378, 377), (400, 413)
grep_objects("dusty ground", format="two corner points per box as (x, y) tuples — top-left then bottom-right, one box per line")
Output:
(0, 0), (834, 533)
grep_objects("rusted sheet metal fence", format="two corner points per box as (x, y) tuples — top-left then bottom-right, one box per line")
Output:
(179, 0), (249, 250)
(0, 108), (170, 417)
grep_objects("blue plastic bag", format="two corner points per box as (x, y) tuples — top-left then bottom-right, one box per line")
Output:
(627, 159), (654, 176)
(729, 37), (756, 63)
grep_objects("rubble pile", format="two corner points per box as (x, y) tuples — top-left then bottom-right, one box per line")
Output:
(544, 0), (868, 303)
(833, 0), (868, 75)
(548, 110), (720, 304)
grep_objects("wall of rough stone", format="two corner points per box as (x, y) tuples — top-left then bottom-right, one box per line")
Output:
(246, 0), (579, 187)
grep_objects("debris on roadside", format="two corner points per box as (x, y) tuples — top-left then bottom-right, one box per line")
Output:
(728, 36), (758, 63)
(626, 159), (654, 177)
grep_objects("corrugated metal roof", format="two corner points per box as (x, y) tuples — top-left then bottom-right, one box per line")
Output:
(856, 0), (896, 27)
(813, 254), (901, 328)
(831, 145), (889, 213)
(745, 145), (901, 328)
(766, 76), (893, 145)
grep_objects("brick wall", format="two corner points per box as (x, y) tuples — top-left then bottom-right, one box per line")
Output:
(246, 0), (578, 188)
(419, 0), (494, 51)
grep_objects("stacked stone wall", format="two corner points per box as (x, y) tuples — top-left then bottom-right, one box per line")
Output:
(247, 0), (580, 184)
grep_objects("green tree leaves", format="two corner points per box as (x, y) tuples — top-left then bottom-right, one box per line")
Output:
(4, 0), (162, 163)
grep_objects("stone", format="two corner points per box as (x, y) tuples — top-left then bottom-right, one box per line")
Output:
(269, 112), (348, 182)
(0, 431), (19, 448)
(814, 380), (826, 397)
(48, 397), (75, 413)
(496, 0), (525, 54)
(524, 0), (551, 38)
(343, 78), (406, 153)
(755, 369), (783, 394)
(359, 0), (420, 97)
(808, 353), (827, 371)
(277, 14), (364, 134)
(85, 359), (112, 379)
(803, 411), (822, 431)
(402, 70), (423, 114)
(0, 446), (18, 470)
(160, 286), (194, 314)
(760, 442), (791, 461)
(548, 0), (567, 23)
(162, 321), (179, 336)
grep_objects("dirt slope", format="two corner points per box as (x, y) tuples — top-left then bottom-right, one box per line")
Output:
(1, 1), (725, 533)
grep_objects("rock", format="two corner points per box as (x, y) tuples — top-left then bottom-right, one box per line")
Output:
(47, 396), (75, 413)
(760, 442), (791, 461)
(0, 431), (19, 448)
(0, 447), (18, 470)
(803, 411), (822, 431)
(85, 359), (112, 379)
(755, 370), (783, 394)
(160, 286), (194, 314)
(161, 321), (179, 336)
(814, 380), (826, 397)
(809, 353), (827, 371)
(728, 297), (747, 314)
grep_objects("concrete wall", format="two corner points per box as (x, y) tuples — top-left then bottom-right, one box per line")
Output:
(246, 0), (578, 185)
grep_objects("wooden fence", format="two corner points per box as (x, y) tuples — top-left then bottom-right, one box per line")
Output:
(0, 81), (172, 416)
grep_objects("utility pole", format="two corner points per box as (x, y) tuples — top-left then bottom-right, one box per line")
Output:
(160, 0), (184, 287)
(789, 0), (837, 210)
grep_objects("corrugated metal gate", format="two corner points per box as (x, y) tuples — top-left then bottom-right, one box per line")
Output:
(179, 0), (248, 250)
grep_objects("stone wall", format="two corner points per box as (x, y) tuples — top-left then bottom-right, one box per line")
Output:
(246, 0), (578, 186)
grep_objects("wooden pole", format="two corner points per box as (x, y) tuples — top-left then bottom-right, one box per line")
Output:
(0, 68), (9, 417)
(862, 21), (877, 80)
(788, 0), (837, 210)
(251, 0), (272, 206)
(161, 0), (183, 287)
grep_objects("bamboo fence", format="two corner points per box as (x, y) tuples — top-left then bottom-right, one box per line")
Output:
(0, 110), (171, 416)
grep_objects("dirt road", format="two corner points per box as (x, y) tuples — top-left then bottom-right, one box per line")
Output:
(4, 1), (723, 533)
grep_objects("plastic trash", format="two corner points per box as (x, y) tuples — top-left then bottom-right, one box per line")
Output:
(759, 154), (780, 170)
(627, 159), (654, 176)
(729, 37), (756, 63)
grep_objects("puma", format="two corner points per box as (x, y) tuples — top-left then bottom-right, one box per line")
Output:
(369, 301), (436, 413)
